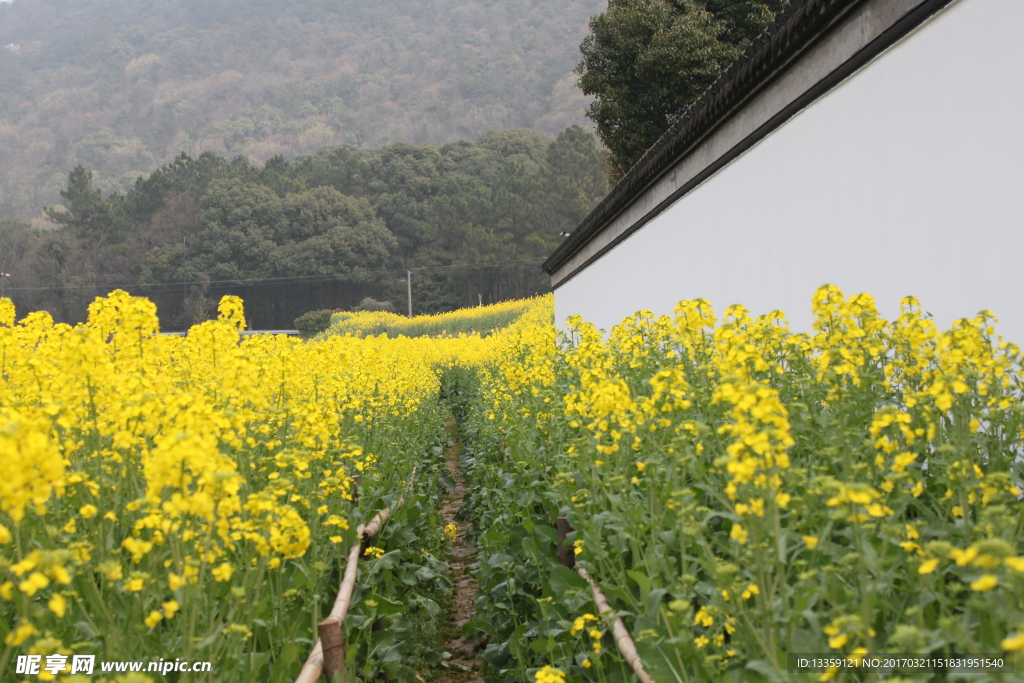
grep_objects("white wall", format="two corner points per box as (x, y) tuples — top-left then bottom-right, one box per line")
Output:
(556, 0), (1024, 344)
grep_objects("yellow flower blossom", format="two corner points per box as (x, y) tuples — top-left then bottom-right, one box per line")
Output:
(951, 547), (979, 567)
(970, 574), (998, 592)
(212, 563), (234, 582)
(163, 600), (180, 619)
(1004, 557), (1024, 571)
(534, 665), (565, 683)
(48, 593), (67, 618)
(1002, 633), (1024, 651)
(5, 620), (36, 646)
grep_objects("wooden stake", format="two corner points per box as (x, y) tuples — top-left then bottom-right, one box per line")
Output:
(351, 475), (361, 507)
(576, 565), (655, 683)
(318, 617), (346, 683)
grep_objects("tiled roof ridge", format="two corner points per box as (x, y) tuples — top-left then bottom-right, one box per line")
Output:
(543, 0), (865, 275)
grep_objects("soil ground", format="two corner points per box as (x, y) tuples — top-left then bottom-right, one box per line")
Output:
(429, 417), (484, 683)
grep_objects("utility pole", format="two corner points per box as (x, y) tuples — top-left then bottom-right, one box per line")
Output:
(1, 272), (9, 299)
(478, 293), (482, 307)
(183, 237), (188, 305)
(406, 270), (412, 318)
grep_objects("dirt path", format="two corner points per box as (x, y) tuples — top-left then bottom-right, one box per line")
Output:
(434, 417), (483, 683)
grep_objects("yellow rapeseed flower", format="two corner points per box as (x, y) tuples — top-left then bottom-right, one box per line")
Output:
(534, 665), (565, 683)
(970, 574), (998, 592)
(48, 593), (67, 618)
(212, 563), (234, 582)
(1002, 633), (1024, 651)
(163, 600), (180, 620)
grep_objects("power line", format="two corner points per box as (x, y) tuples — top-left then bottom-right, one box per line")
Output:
(3, 257), (547, 293)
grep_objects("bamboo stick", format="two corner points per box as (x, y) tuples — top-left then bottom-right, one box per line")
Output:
(297, 539), (361, 683)
(329, 537), (364, 621)
(361, 507), (390, 540)
(576, 565), (655, 683)
(295, 640), (323, 683)
(295, 467), (418, 682)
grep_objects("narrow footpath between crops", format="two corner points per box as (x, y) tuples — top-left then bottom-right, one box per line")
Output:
(433, 417), (484, 683)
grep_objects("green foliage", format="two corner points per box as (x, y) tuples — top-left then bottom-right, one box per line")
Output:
(43, 166), (119, 245)
(294, 309), (337, 337)
(340, 426), (457, 683)
(3, 128), (606, 329)
(0, 218), (37, 274)
(0, 0), (606, 218)
(577, 0), (785, 177)
(456, 297), (1024, 682)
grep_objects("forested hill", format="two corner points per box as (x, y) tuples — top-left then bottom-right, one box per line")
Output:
(0, 0), (605, 219)
(0, 128), (608, 329)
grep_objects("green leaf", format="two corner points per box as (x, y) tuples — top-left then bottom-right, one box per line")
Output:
(534, 524), (558, 545)
(746, 659), (786, 683)
(529, 636), (555, 654)
(636, 640), (689, 683)
(488, 553), (515, 567)
(377, 549), (401, 569)
(627, 569), (652, 602)
(549, 564), (588, 596)
(364, 591), (405, 615)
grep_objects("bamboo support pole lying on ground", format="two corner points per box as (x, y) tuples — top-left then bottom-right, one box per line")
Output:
(575, 565), (655, 683)
(555, 517), (654, 683)
(295, 468), (418, 683)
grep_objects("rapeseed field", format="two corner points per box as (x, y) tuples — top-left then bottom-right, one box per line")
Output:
(463, 286), (1024, 683)
(3, 287), (1022, 683)
(0, 291), (548, 682)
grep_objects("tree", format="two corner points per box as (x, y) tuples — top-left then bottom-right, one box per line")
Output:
(576, 0), (785, 179)
(0, 218), (36, 278)
(13, 125), (609, 326)
(44, 166), (118, 244)
(544, 125), (608, 229)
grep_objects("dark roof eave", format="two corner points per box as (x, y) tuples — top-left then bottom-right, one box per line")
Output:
(542, 0), (868, 277)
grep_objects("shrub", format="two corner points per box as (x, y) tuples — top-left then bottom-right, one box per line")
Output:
(294, 309), (336, 337)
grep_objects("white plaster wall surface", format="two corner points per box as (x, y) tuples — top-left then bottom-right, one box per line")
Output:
(555, 0), (1024, 344)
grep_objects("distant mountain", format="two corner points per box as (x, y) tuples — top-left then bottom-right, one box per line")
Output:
(0, 0), (604, 219)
